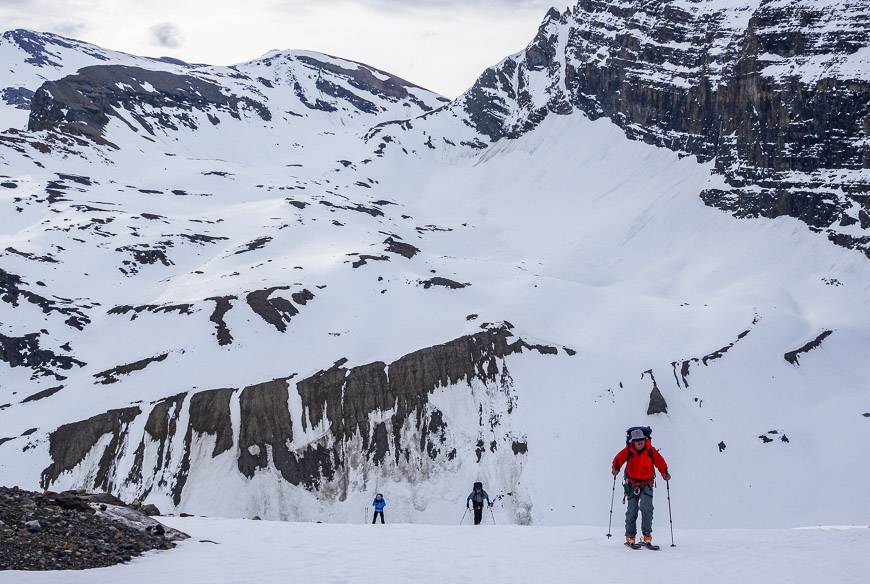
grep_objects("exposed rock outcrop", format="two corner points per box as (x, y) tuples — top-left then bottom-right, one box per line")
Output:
(643, 369), (668, 415)
(784, 330), (834, 365)
(1, 267), (92, 329)
(245, 287), (306, 332)
(207, 295), (236, 345)
(384, 236), (420, 259)
(294, 55), (447, 112)
(38, 327), (564, 509)
(0, 330), (85, 380)
(420, 277), (469, 290)
(21, 385), (63, 403)
(41, 407), (141, 489)
(171, 388), (234, 503)
(28, 65), (271, 146)
(671, 329), (753, 389)
(93, 353), (168, 384)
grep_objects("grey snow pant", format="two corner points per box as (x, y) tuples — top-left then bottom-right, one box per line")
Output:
(625, 483), (654, 538)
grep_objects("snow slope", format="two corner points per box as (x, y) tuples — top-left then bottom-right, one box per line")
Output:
(3, 519), (869, 584)
(2, 110), (868, 529)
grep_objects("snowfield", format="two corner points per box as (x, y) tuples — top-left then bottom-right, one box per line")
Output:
(3, 519), (869, 584)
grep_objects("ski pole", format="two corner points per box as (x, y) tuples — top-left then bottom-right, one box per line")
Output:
(606, 474), (616, 538)
(460, 508), (468, 526)
(666, 479), (675, 547)
(489, 506), (496, 525)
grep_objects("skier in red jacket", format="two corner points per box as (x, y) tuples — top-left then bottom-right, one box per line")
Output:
(611, 428), (670, 548)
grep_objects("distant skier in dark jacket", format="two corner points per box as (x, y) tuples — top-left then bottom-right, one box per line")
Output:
(612, 428), (670, 548)
(466, 482), (492, 525)
(371, 494), (386, 524)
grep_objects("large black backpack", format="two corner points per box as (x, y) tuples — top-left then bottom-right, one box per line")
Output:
(625, 426), (652, 444)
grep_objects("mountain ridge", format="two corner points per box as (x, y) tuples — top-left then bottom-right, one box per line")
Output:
(369, 0), (870, 258)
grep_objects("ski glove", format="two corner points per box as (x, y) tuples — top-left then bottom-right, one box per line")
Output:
(662, 472), (671, 481)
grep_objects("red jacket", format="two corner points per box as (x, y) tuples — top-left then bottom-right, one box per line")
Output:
(612, 439), (668, 482)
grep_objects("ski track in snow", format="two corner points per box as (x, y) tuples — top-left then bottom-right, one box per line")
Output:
(3, 519), (869, 584)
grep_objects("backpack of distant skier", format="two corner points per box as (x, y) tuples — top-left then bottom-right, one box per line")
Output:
(471, 482), (485, 504)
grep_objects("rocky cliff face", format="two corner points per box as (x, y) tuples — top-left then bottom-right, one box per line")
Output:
(38, 327), (567, 518)
(391, 0), (870, 257)
(27, 65), (271, 148)
(0, 29), (194, 131)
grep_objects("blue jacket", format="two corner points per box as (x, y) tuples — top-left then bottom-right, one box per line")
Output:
(372, 498), (386, 512)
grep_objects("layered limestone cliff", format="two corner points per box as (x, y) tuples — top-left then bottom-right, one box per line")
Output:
(38, 327), (569, 519)
(387, 1), (870, 257)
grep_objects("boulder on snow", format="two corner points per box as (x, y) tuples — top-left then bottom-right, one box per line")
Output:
(140, 504), (161, 516)
(130, 498), (161, 516)
(44, 491), (94, 513)
(647, 386), (668, 415)
(96, 504), (185, 542)
(642, 369), (668, 415)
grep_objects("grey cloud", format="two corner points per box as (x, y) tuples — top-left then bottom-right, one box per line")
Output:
(372, 0), (555, 8)
(51, 21), (86, 36)
(285, 0), (556, 9)
(150, 22), (183, 48)
(365, 0), (553, 4)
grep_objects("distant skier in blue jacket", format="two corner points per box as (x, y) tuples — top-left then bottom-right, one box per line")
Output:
(372, 493), (386, 524)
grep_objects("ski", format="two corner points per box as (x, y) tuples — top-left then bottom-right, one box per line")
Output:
(641, 542), (660, 551)
(624, 541), (642, 550)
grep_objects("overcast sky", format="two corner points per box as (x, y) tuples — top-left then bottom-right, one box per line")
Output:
(0, 0), (563, 97)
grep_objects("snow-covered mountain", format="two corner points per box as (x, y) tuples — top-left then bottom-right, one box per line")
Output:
(374, 0), (870, 255)
(1, 0), (869, 531)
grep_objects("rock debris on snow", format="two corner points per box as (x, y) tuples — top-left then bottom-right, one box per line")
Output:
(0, 486), (185, 570)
